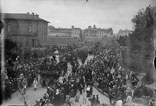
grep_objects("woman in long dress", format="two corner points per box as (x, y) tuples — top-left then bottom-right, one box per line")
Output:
(82, 89), (87, 104)
(33, 78), (38, 90)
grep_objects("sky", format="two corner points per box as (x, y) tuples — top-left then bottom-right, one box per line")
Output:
(1, 0), (155, 33)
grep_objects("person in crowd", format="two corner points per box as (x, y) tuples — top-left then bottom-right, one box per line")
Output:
(82, 89), (87, 104)
(65, 95), (71, 106)
(149, 98), (155, 106)
(90, 95), (96, 106)
(23, 78), (27, 94)
(115, 97), (123, 106)
(24, 101), (28, 106)
(69, 96), (75, 106)
(126, 94), (132, 103)
(75, 90), (80, 103)
(86, 85), (91, 97)
(34, 99), (40, 106)
(33, 78), (38, 91)
(96, 95), (100, 104)
(5, 44), (141, 106)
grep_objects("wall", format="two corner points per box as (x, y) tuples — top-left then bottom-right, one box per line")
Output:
(37, 21), (48, 46)
(5, 19), (39, 49)
(5, 19), (18, 36)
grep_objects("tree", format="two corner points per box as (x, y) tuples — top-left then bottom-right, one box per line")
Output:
(0, 20), (4, 33)
(4, 39), (19, 100)
(128, 5), (155, 84)
(131, 6), (154, 29)
(117, 36), (129, 46)
(5, 39), (17, 61)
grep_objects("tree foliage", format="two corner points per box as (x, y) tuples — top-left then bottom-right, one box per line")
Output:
(117, 36), (129, 46)
(5, 39), (17, 61)
(128, 5), (155, 83)
(131, 6), (154, 29)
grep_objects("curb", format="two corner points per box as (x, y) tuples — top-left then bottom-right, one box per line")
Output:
(93, 85), (109, 98)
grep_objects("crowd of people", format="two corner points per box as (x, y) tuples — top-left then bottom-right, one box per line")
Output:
(4, 44), (156, 106)
(30, 46), (135, 106)
(4, 45), (77, 100)
(33, 53), (93, 106)
(4, 56), (40, 99)
(85, 47), (140, 104)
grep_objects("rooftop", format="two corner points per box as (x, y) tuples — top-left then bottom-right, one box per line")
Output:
(3, 12), (49, 23)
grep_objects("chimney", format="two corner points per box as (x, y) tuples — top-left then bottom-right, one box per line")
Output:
(93, 25), (96, 29)
(36, 14), (39, 17)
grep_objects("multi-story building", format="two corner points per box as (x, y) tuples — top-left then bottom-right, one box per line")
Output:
(48, 25), (81, 38)
(97, 28), (113, 38)
(84, 25), (113, 38)
(84, 25), (97, 38)
(47, 26), (82, 46)
(71, 26), (81, 38)
(48, 27), (71, 37)
(4, 12), (49, 50)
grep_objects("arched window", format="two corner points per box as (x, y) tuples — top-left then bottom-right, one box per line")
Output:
(28, 25), (31, 32)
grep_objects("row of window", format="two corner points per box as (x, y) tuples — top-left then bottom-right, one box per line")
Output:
(7, 25), (32, 32)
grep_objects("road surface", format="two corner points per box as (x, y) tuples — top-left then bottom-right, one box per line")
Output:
(2, 87), (46, 106)
(2, 86), (110, 106)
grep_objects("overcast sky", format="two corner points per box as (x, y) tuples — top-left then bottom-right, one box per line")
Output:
(1, 0), (154, 33)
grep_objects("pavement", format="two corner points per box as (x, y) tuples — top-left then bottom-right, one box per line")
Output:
(2, 86), (46, 106)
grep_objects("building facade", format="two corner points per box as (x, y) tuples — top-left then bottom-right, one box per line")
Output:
(48, 26), (81, 38)
(71, 26), (81, 38)
(47, 26), (82, 46)
(84, 25), (113, 38)
(97, 28), (113, 38)
(4, 12), (49, 50)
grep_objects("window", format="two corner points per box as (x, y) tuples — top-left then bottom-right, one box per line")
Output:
(8, 25), (11, 32)
(32, 39), (35, 47)
(28, 25), (31, 32)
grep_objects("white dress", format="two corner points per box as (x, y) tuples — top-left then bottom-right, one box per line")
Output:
(126, 95), (132, 103)
(115, 100), (123, 106)
(33, 80), (38, 89)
